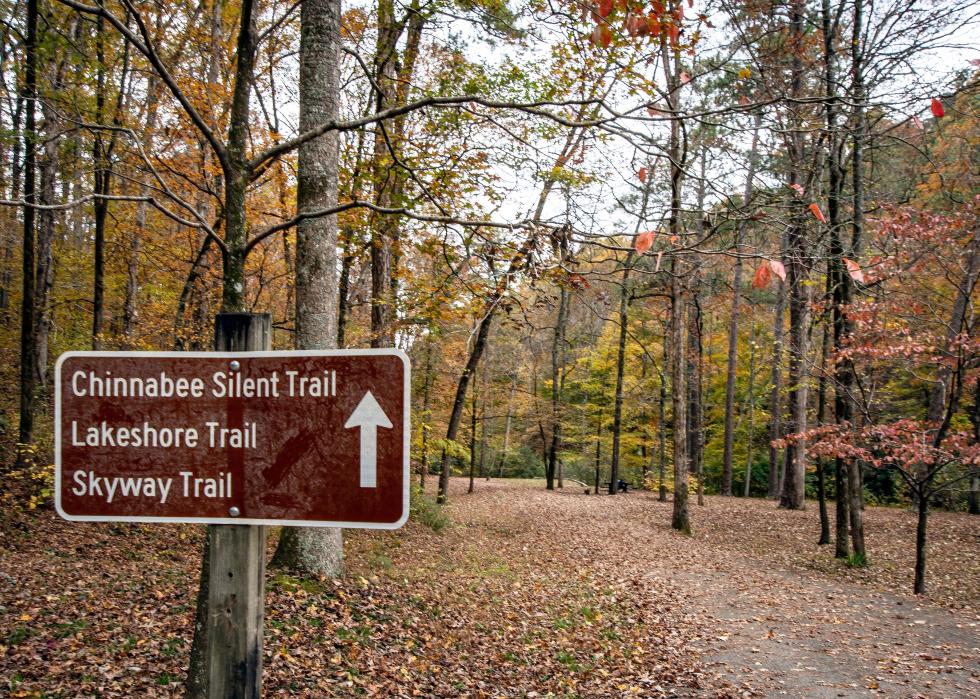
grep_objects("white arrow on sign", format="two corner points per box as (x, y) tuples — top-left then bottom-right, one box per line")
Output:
(344, 391), (393, 488)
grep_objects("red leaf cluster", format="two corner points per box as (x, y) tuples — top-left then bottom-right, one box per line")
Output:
(635, 230), (656, 254)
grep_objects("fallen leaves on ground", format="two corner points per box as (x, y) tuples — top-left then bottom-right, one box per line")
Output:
(1, 480), (977, 697)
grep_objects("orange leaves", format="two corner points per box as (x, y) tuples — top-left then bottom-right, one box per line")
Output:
(930, 98), (944, 118)
(567, 273), (589, 290)
(590, 24), (612, 48)
(637, 166), (647, 183)
(646, 12), (661, 36)
(626, 13), (648, 37)
(752, 259), (785, 288)
(585, 0), (685, 49)
(809, 203), (827, 224)
(751, 263), (771, 289)
(844, 258), (864, 283)
(635, 230), (656, 254)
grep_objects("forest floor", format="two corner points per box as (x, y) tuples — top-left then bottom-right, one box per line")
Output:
(0, 478), (977, 698)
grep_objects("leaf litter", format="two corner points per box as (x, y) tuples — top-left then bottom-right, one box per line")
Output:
(1, 479), (977, 697)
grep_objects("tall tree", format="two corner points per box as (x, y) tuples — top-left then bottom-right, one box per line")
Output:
(16, 0), (38, 461)
(722, 112), (761, 496)
(271, 0), (344, 578)
(778, 0), (810, 511)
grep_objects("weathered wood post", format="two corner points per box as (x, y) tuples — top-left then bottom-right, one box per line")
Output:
(207, 312), (270, 699)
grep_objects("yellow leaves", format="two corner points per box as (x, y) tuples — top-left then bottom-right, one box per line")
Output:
(738, 66), (752, 80)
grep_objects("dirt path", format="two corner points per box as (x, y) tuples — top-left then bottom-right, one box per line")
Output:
(632, 498), (980, 698)
(449, 481), (980, 698)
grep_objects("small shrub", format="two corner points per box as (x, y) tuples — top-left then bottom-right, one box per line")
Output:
(1, 445), (54, 513)
(410, 485), (450, 532)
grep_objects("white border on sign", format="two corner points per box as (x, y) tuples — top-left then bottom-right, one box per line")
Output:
(54, 349), (411, 530)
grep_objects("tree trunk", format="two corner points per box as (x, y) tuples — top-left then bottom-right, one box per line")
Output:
(670, 260), (690, 534)
(438, 312), (493, 503)
(914, 492), (928, 594)
(369, 0), (426, 347)
(547, 277), (570, 491)
(594, 411), (602, 496)
(815, 316), (831, 545)
(34, 107), (56, 388)
(744, 323), (757, 498)
(767, 274), (786, 499)
(722, 113), (761, 496)
(480, 387), (489, 481)
(844, 0), (867, 560)
(659, 327), (668, 501)
(468, 378), (477, 493)
(418, 340), (434, 488)
(0, 94), (23, 323)
(779, 0), (810, 511)
(91, 14), (109, 350)
(336, 227), (354, 347)
(609, 253), (633, 494)
(497, 377), (516, 477)
(16, 0), (38, 455)
(187, 1), (261, 694)
(270, 0), (343, 578)
(688, 277), (705, 506)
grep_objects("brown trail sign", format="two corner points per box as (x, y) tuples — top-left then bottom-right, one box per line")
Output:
(55, 349), (410, 528)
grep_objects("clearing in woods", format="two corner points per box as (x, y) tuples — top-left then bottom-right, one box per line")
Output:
(0, 478), (977, 697)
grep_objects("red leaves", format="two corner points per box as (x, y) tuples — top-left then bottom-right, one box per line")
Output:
(647, 12), (661, 35)
(590, 24), (612, 48)
(626, 13), (648, 37)
(751, 263), (772, 289)
(751, 259), (785, 288)
(679, 71), (691, 85)
(809, 203), (827, 224)
(635, 230), (656, 254)
(597, 0), (613, 18)
(769, 259), (786, 282)
(568, 273), (589, 290)
(930, 97), (944, 118)
(844, 257), (864, 283)
(637, 166), (647, 183)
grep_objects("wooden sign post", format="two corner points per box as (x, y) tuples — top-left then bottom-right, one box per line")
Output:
(54, 313), (410, 697)
(207, 313), (269, 699)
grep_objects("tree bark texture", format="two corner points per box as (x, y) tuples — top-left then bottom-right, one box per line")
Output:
(271, 0), (344, 579)
(670, 262), (690, 534)
(767, 276), (786, 499)
(17, 0), (38, 452)
(547, 275), (570, 491)
(609, 254), (632, 494)
(779, 0), (809, 511)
